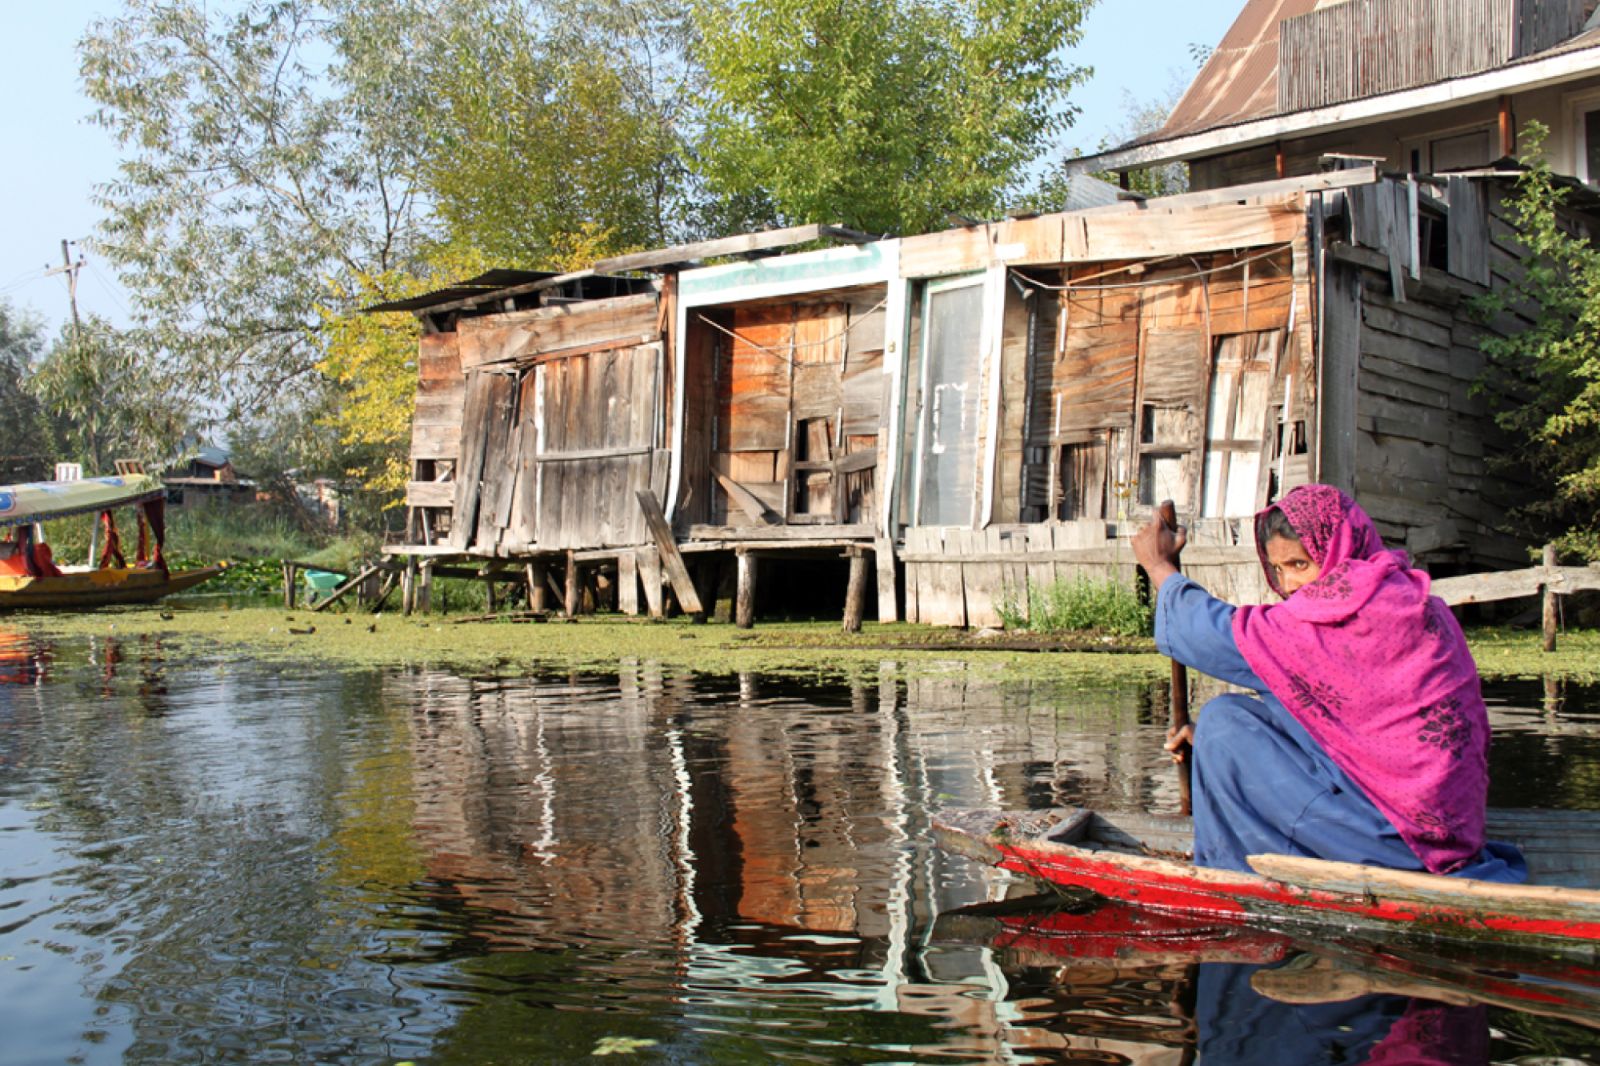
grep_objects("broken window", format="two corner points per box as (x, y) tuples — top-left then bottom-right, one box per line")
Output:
(1135, 329), (1206, 512)
(1201, 331), (1279, 517)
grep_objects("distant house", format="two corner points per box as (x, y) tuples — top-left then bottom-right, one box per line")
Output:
(377, 0), (1600, 626)
(165, 445), (254, 505)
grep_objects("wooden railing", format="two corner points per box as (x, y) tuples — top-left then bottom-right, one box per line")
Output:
(1431, 546), (1600, 651)
(1277, 0), (1588, 113)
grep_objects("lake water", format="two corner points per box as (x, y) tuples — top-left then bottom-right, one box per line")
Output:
(1, 627), (1597, 1064)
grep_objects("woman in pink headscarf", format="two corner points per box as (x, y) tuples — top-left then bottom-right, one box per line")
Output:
(1132, 484), (1525, 880)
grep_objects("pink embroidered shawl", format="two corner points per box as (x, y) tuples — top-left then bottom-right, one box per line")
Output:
(1230, 485), (1489, 873)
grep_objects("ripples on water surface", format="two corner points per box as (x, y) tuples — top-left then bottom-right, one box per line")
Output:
(0, 628), (1597, 1064)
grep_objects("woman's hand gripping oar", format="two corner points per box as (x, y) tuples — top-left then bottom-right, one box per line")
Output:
(1133, 500), (1192, 815)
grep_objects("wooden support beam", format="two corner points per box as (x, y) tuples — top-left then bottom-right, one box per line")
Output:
(370, 572), (397, 614)
(636, 490), (705, 617)
(714, 472), (778, 525)
(527, 561), (547, 613)
(712, 557), (737, 624)
(308, 564), (383, 614)
(617, 552), (639, 616)
(843, 549), (870, 634)
(417, 561), (434, 614)
(402, 557), (417, 615)
(564, 549), (579, 618)
(638, 547), (665, 619)
(874, 538), (899, 624)
(593, 222), (872, 274)
(485, 573), (498, 613)
(282, 561), (298, 610)
(1543, 543), (1559, 653)
(736, 549), (758, 629)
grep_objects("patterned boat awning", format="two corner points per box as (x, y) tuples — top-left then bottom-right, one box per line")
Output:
(0, 474), (166, 528)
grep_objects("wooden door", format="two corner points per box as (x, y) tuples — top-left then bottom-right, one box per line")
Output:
(530, 342), (662, 549)
(913, 276), (985, 526)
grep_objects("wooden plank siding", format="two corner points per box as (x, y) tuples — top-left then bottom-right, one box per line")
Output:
(1277, 0), (1533, 113)
(692, 289), (888, 530)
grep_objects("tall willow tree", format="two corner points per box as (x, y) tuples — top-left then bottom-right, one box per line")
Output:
(689, 0), (1097, 236)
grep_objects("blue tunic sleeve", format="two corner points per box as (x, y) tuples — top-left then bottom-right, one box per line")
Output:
(1154, 574), (1267, 691)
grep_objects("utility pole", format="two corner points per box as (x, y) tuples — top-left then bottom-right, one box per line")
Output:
(42, 238), (84, 334)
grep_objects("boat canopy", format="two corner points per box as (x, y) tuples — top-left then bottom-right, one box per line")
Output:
(0, 475), (166, 529)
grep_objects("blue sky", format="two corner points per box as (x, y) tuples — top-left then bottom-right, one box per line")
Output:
(1, 0), (1240, 336)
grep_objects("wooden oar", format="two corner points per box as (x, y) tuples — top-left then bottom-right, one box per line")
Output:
(1159, 499), (1193, 816)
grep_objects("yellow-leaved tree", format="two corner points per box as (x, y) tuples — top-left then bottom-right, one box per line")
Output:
(315, 247), (493, 501)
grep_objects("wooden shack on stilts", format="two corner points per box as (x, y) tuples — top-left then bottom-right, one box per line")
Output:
(383, 167), (1566, 627)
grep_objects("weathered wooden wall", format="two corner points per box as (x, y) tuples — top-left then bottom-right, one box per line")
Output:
(406, 332), (465, 518)
(1013, 245), (1307, 528)
(1326, 175), (1541, 567)
(902, 521), (1271, 628)
(698, 289), (887, 529)
(424, 290), (669, 554)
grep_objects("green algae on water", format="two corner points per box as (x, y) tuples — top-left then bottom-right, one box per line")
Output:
(7, 606), (1597, 685)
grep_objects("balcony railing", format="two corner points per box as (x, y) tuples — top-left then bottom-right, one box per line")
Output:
(1278, 0), (1589, 113)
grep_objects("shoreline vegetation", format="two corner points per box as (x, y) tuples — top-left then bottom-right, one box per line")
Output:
(6, 602), (1598, 686)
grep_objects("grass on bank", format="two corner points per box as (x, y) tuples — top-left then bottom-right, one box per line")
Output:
(997, 576), (1152, 638)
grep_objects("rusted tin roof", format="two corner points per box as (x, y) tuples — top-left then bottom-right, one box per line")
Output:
(1153, 0), (1319, 144)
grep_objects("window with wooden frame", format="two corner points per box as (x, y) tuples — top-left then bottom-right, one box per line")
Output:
(1201, 331), (1280, 517)
(1134, 329), (1206, 512)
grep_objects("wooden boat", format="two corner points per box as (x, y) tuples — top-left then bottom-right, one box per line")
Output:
(0, 473), (221, 609)
(934, 807), (1600, 957)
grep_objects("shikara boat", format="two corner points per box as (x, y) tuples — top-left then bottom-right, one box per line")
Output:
(0, 474), (221, 609)
(934, 807), (1600, 957)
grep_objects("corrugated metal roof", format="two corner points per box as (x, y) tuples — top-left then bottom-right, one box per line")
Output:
(362, 269), (559, 314)
(1152, 0), (1319, 144)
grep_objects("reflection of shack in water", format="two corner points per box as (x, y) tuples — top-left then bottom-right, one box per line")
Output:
(392, 664), (1188, 1056)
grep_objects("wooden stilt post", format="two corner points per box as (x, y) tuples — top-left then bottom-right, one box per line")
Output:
(401, 557), (417, 616)
(874, 538), (898, 624)
(617, 552), (640, 616)
(635, 490), (705, 619)
(736, 549), (757, 629)
(418, 561), (434, 614)
(564, 550), (579, 618)
(712, 555), (737, 624)
(843, 547), (869, 634)
(485, 574), (497, 613)
(283, 561), (297, 610)
(527, 561), (547, 612)
(1542, 543), (1559, 653)
(639, 548), (665, 619)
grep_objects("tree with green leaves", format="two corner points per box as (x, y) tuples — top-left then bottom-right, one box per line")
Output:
(27, 316), (192, 476)
(405, 0), (697, 265)
(1475, 123), (1600, 560)
(0, 301), (48, 481)
(689, 0), (1096, 236)
(81, 0), (427, 418)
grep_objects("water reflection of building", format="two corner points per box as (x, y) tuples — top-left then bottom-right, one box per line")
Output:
(391, 661), (1191, 1060)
